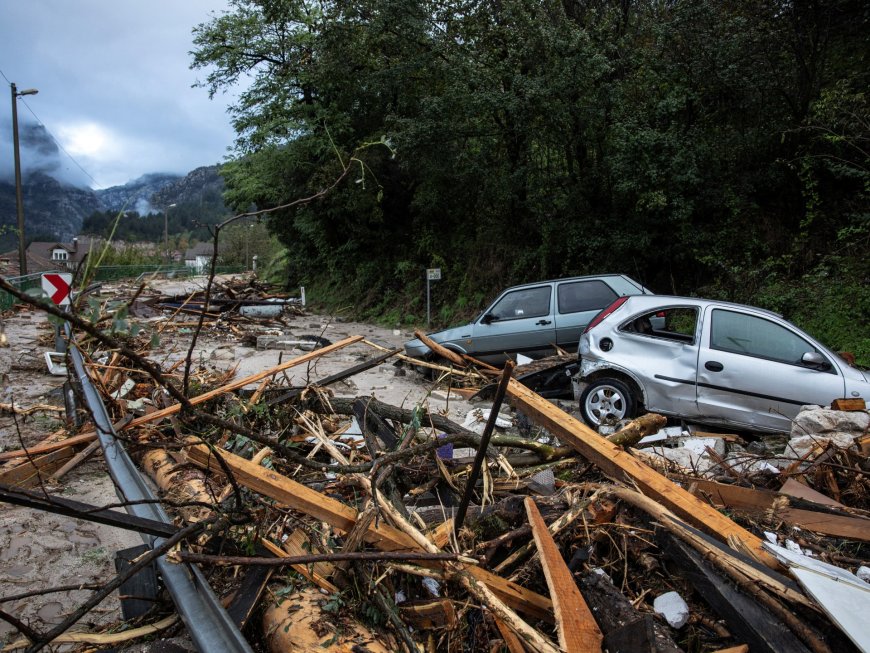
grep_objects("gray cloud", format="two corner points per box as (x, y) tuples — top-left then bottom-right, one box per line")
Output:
(0, 0), (239, 189)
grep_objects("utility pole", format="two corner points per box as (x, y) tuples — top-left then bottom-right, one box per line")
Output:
(11, 83), (38, 275)
(164, 203), (176, 265)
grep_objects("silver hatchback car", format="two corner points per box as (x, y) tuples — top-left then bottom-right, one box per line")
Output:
(405, 274), (653, 364)
(576, 295), (868, 433)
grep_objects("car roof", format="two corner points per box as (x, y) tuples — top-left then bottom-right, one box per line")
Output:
(503, 273), (645, 291)
(620, 295), (783, 319)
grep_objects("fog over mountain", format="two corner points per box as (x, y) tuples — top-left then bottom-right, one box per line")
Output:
(0, 123), (225, 253)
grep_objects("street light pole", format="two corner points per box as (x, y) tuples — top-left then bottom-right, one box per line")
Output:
(11, 83), (38, 275)
(164, 203), (176, 265)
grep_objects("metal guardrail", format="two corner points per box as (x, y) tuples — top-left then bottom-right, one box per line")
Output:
(64, 324), (253, 653)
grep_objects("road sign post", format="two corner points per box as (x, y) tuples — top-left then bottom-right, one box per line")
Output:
(426, 268), (441, 327)
(41, 273), (72, 307)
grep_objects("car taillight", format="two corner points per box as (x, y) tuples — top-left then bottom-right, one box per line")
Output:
(583, 296), (629, 333)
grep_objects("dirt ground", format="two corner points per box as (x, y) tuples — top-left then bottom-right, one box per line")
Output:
(0, 276), (484, 649)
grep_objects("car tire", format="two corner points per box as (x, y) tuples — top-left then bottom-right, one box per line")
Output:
(579, 378), (637, 427)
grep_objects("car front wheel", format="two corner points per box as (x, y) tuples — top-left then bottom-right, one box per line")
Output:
(579, 378), (637, 427)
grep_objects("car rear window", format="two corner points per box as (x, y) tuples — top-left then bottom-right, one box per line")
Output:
(557, 280), (618, 314)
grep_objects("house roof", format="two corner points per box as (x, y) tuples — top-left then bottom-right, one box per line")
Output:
(184, 242), (214, 259)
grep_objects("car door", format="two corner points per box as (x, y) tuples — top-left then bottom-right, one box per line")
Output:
(617, 305), (703, 418)
(470, 284), (556, 361)
(696, 307), (846, 431)
(554, 279), (620, 351)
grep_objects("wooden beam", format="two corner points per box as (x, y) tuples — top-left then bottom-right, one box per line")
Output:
(0, 432), (96, 462)
(526, 497), (602, 652)
(414, 329), (466, 367)
(120, 335), (364, 430)
(0, 447), (74, 487)
(505, 379), (779, 569)
(689, 477), (870, 542)
(185, 443), (553, 621)
(830, 398), (865, 411)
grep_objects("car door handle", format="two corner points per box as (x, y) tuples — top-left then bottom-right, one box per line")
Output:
(536, 319), (552, 326)
(705, 361), (724, 372)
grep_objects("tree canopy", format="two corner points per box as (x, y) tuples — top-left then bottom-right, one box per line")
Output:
(191, 0), (869, 360)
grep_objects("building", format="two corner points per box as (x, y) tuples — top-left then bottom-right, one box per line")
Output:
(184, 242), (214, 274)
(0, 237), (100, 275)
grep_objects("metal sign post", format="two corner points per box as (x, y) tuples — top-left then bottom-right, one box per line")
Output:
(426, 268), (441, 327)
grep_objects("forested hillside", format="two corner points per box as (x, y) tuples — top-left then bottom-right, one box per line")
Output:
(192, 0), (868, 360)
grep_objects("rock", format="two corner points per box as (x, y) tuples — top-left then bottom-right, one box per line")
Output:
(646, 446), (716, 473)
(784, 432), (858, 459)
(653, 591), (690, 628)
(679, 436), (726, 457)
(791, 407), (869, 438)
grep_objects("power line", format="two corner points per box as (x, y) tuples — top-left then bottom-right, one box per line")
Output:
(2, 66), (105, 189)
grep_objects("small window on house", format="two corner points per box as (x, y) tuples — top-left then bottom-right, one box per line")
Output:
(52, 250), (68, 261)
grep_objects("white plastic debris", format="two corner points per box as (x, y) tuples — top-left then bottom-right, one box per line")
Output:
(111, 378), (137, 400)
(653, 591), (690, 628)
(422, 577), (441, 597)
(785, 539), (803, 554)
(462, 408), (511, 435)
(516, 353), (534, 365)
(857, 567), (870, 583)
(44, 351), (67, 376)
(764, 532), (779, 545)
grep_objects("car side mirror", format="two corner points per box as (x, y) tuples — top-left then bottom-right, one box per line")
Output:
(801, 351), (831, 370)
(481, 313), (497, 325)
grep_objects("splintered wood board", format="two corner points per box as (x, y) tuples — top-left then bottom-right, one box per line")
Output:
(506, 379), (778, 569)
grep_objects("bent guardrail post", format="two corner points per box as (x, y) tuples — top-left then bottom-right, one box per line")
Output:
(65, 324), (253, 653)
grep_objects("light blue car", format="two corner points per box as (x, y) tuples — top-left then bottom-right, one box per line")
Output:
(404, 274), (654, 365)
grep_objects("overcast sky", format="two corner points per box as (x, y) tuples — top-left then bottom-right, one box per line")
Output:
(0, 0), (241, 189)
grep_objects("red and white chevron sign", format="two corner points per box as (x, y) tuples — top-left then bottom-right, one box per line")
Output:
(41, 273), (73, 306)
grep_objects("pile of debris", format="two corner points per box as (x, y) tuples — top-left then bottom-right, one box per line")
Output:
(1, 297), (868, 653)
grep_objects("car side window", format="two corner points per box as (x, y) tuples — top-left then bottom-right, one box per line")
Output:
(489, 286), (551, 320)
(710, 309), (823, 366)
(557, 280), (618, 314)
(620, 307), (699, 343)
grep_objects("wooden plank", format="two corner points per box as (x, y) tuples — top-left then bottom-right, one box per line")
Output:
(505, 379), (779, 569)
(414, 329), (466, 367)
(492, 613), (528, 653)
(831, 398), (866, 411)
(779, 478), (846, 509)
(0, 448), (74, 487)
(260, 539), (339, 593)
(120, 335), (364, 431)
(0, 432), (97, 462)
(525, 497), (602, 652)
(48, 438), (102, 481)
(690, 477), (870, 541)
(397, 599), (456, 630)
(186, 443), (553, 621)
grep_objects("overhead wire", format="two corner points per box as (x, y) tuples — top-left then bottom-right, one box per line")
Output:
(1, 66), (104, 189)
